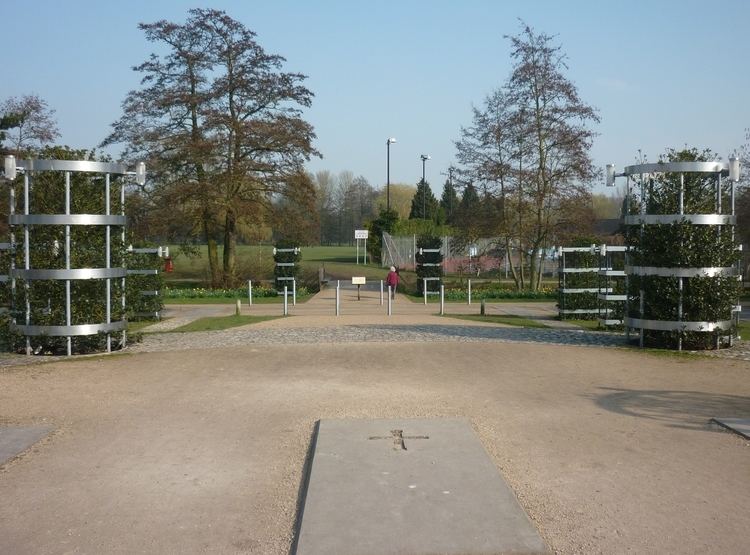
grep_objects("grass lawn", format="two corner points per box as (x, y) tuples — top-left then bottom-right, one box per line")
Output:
(564, 318), (603, 331)
(170, 314), (281, 332)
(442, 314), (549, 328)
(127, 319), (162, 333)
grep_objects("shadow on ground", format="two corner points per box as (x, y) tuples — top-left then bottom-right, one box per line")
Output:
(592, 387), (750, 431)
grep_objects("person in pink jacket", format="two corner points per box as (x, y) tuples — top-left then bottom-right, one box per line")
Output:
(385, 266), (400, 299)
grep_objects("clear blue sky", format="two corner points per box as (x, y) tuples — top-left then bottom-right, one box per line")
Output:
(3, 0), (749, 195)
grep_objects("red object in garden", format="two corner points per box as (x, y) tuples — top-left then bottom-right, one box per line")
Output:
(164, 256), (174, 273)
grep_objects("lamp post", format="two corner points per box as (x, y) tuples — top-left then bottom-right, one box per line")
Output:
(386, 137), (396, 212)
(420, 154), (430, 218)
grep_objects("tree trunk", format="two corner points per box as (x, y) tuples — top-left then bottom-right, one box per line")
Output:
(529, 246), (540, 292)
(201, 212), (221, 288)
(223, 206), (237, 287)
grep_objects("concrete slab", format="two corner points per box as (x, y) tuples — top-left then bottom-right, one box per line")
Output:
(0, 426), (52, 465)
(295, 418), (548, 555)
(712, 418), (750, 439)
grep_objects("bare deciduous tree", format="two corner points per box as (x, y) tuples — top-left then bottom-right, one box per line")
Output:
(104, 9), (319, 287)
(455, 24), (599, 290)
(0, 94), (60, 155)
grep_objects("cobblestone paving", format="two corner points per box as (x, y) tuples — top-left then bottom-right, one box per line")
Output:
(129, 324), (629, 353)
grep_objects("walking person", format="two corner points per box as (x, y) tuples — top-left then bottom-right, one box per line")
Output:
(386, 266), (399, 300)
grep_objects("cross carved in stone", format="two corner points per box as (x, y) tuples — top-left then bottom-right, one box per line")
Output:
(368, 429), (429, 451)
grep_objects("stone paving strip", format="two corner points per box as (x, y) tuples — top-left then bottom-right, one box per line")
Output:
(3, 326), (749, 365)
(129, 324), (628, 353)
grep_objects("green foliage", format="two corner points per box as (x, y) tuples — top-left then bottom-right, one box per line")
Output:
(125, 246), (165, 321)
(415, 235), (443, 294)
(442, 286), (554, 301)
(6, 147), (134, 354)
(626, 148), (739, 349)
(164, 285), (306, 299)
(440, 177), (459, 225)
(392, 219), (453, 237)
(409, 180), (439, 221)
(366, 208), (399, 263)
(558, 249), (598, 320)
(273, 240), (301, 292)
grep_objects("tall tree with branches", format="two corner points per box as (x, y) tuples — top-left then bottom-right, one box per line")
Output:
(103, 9), (319, 286)
(455, 24), (598, 290)
(1, 94), (60, 155)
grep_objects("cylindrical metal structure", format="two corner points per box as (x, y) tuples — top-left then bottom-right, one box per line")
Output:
(8, 159), (132, 355)
(621, 160), (739, 350)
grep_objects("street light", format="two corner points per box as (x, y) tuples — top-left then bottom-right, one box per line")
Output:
(3, 155), (16, 180)
(420, 154), (430, 218)
(386, 138), (396, 212)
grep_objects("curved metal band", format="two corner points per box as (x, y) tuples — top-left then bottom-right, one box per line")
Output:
(624, 214), (735, 226)
(11, 320), (126, 337)
(625, 317), (733, 332)
(623, 161), (728, 175)
(11, 268), (127, 280)
(15, 159), (129, 174)
(10, 214), (126, 226)
(625, 265), (736, 278)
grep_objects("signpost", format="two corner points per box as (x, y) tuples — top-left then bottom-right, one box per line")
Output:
(355, 229), (368, 264)
(352, 276), (366, 300)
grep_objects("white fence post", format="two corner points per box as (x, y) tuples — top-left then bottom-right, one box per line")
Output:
(387, 286), (392, 316)
(380, 280), (384, 306)
(336, 281), (340, 316)
(283, 285), (288, 316)
(468, 279), (472, 305)
(440, 285), (445, 315)
(423, 278), (427, 305)
(293, 278), (297, 306)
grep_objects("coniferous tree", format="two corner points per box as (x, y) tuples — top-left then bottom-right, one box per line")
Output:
(439, 177), (459, 225)
(409, 180), (439, 222)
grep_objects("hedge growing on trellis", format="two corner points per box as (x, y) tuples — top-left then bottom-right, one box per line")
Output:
(415, 235), (443, 295)
(620, 150), (740, 350)
(2, 149), (153, 356)
(273, 240), (301, 292)
(6, 155), (129, 355)
(557, 246), (599, 320)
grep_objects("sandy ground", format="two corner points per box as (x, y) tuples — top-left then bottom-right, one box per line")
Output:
(1, 337), (749, 554)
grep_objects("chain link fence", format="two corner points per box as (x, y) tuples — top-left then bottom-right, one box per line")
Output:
(381, 232), (557, 277)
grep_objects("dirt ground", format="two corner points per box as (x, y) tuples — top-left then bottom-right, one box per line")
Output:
(1, 340), (749, 554)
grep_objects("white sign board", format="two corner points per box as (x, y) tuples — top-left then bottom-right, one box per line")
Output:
(469, 246), (478, 257)
(352, 276), (366, 285)
(354, 229), (369, 239)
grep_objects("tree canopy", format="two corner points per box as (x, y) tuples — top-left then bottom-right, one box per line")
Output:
(454, 23), (599, 290)
(103, 8), (319, 286)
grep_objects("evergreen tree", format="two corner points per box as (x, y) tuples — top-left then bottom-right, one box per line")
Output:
(409, 180), (439, 222)
(439, 178), (459, 225)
